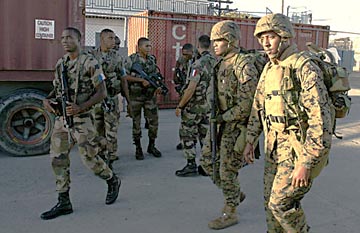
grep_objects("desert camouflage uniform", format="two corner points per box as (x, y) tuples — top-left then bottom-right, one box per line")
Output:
(50, 52), (114, 193)
(246, 44), (333, 232)
(90, 48), (127, 162)
(126, 53), (159, 141)
(200, 51), (259, 207)
(180, 51), (216, 160)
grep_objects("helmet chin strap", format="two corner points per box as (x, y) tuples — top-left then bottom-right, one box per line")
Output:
(221, 40), (237, 57)
(270, 38), (289, 59)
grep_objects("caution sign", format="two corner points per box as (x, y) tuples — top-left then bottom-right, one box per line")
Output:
(35, 19), (55, 40)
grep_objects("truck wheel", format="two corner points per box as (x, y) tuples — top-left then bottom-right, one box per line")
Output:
(0, 89), (54, 156)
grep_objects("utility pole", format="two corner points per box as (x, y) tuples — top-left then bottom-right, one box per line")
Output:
(208, 0), (237, 16)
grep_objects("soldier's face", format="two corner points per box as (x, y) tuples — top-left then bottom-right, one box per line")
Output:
(139, 41), (152, 56)
(101, 32), (116, 50)
(258, 31), (281, 58)
(61, 30), (80, 53)
(213, 39), (229, 56)
(182, 49), (193, 61)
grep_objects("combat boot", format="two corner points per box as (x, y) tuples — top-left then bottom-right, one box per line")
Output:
(134, 139), (144, 160)
(197, 165), (209, 176)
(239, 191), (246, 203)
(147, 138), (162, 157)
(176, 142), (183, 150)
(40, 191), (73, 220)
(208, 205), (238, 230)
(106, 174), (121, 205)
(175, 159), (198, 177)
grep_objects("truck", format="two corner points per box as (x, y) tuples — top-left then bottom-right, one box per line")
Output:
(0, 1), (330, 156)
(0, 0), (85, 156)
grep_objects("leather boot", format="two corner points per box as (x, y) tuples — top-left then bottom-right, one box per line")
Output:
(208, 205), (238, 230)
(147, 138), (162, 157)
(134, 139), (144, 160)
(239, 191), (246, 203)
(106, 174), (121, 205)
(40, 191), (73, 220)
(175, 159), (198, 177)
(176, 142), (183, 150)
(197, 165), (208, 176)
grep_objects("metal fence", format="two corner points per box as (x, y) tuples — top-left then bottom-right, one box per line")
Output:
(85, 0), (211, 14)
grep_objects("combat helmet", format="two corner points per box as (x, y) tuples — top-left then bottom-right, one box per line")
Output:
(254, 13), (295, 39)
(210, 20), (241, 43)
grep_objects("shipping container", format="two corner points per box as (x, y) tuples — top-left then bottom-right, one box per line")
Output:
(0, 0), (85, 156)
(128, 11), (330, 108)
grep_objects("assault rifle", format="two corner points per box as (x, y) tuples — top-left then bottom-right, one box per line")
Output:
(131, 63), (169, 96)
(210, 64), (219, 183)
(60, 62), (74, 129)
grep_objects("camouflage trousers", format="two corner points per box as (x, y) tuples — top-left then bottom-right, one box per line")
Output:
(93, 96), (120, 161)
(50, 113), (113, 193)
(130, 94), (158, 141)
(200, 122), (246, 207)
(179, 110), (208, 160)
(264, 157), (312, 233)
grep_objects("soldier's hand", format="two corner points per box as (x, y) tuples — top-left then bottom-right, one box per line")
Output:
(175, 107), (181, 117)
(154, 87), (162, 95)
(243, 143), (255, 164)
(290, 165), (310, 188)
(126, 104), (133, 118)
(66, 102), (82, 116)
(142, 80), (150, 87)
(43, 98), (56, 114)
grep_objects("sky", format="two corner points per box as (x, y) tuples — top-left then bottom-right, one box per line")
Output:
(231, 0), (360, 37)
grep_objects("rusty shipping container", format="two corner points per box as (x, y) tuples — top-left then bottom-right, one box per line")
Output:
(0, 0), (85, 156)
(128, 11), (330, 108)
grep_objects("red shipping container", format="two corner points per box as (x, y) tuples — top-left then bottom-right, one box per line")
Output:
(128, 11), (330, 108)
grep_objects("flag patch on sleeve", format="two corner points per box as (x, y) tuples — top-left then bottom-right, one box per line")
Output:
(98, 73), (106, 82)
(191, 69), (198, 77)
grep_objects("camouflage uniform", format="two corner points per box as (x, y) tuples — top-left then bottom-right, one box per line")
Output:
(50, 53), (114, 193)
(126, 52), (161, 158)
(200, 51), (259, 206)
(199, 20), (260, 230)
(246, 14), (333, 233)
(90, 48), (127, 163)
(180, 51), (216, 160)
(174, 55), (192, 93)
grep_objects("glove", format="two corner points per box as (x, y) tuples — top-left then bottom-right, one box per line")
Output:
(216, 114), (224, 123)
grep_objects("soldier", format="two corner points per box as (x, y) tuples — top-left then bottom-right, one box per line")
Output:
(175, 35), (216, 177)
(89, 28), (131, 169)
(174, 43), (195, 150)
(199, 20), (260, 230)
(126, 37), (162, 160)
(114, 35), (121, 51)
(243, 14), (333, 233)
(41, 27), (120, 220)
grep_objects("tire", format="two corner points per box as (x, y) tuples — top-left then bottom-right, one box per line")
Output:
(0, 89), (55, 157)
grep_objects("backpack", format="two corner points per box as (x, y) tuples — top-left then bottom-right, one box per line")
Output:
(234, 48), (268, 80)
(291, 42), (352, 138)
(232, 49), (267, 158)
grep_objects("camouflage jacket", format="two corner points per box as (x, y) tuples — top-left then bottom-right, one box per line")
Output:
(246, 44), (333, 168)
(184, 51), (216, 113)
(126, 52), (158, 94)
(89, 48), (127, 97)
(214, 50), (259, 124)
(53, 52), (104, 107)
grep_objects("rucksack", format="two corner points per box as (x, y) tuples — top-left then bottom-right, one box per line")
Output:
(232, 49), (267, 158)
(291, 42), (352, 138)
(234, 48), (268, 80)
